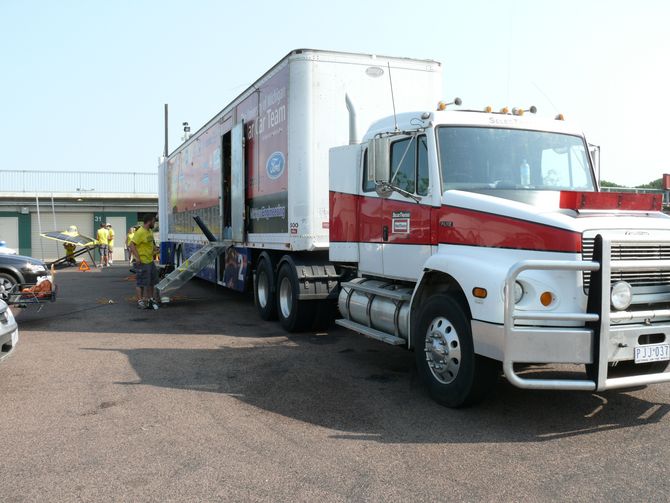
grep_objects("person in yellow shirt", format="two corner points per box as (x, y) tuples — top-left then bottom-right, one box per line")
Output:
(96, 222), (109, 267)
(106, 223), (115, 266)
(125, 227), (135, 262)
(128, 214), (159, 310)
(63, 225), (79, 266)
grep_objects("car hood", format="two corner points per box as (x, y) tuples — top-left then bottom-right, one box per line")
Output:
(0, 254), (47, 267)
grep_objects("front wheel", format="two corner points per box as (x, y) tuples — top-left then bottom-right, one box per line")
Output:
(0, 273), (18, 302)
(415, 294), (498, 407)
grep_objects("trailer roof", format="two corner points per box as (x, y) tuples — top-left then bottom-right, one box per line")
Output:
(167, 49), (441, 158)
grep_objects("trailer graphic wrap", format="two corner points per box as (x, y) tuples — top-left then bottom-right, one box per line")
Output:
(240, 66), (289, 234)
(167, 123), (222, 236)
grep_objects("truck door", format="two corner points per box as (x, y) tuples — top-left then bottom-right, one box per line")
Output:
(357, 149), (385, 276)
(381, 134), (433, 280)
(230, 122), (246, 242)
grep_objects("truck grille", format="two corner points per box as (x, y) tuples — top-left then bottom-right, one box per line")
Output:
(582, 238), (670, 289)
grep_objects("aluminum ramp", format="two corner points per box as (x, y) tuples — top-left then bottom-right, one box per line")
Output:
(156, 242), (225, 298)
(156, 216), (225, 299)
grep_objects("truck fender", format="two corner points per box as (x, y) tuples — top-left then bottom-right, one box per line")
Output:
(409, 253), (506, 348)
(277, 254), (339, 301)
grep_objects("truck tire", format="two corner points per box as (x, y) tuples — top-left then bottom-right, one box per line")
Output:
(415, 294), (498, 407)
(0, 273), (18, 302)
(254, 257), (277, 321)
(276, 262), (316, 332)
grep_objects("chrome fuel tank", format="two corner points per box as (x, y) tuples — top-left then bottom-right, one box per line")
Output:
(338, 278), (412, 339)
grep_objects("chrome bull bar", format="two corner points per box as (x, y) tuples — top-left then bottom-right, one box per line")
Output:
(503, 234), (670, 391)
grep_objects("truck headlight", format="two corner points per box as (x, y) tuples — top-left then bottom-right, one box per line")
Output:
(611, 281), (632, 311)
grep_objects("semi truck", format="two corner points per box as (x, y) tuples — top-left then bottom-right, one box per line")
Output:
(158, 49), (670, 406)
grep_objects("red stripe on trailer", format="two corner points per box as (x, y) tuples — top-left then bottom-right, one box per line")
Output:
(560, 191), (662, 211)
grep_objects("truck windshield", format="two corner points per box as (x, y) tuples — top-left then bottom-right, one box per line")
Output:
(437, 126), (595, 192)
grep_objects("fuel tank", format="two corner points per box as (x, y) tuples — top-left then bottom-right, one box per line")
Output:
(338, 278), (413, 339)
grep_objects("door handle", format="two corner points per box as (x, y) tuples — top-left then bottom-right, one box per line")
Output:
(383, 225), (388, 242)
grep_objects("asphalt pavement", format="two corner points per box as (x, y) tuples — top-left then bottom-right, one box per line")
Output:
(1, 263), (669, 502)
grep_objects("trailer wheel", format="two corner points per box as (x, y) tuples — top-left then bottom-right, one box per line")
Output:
(276, 262), (316, 332)
(0, 273), (18, 302)
(254, 257), (277, 321)
(415, 294), (498, 407)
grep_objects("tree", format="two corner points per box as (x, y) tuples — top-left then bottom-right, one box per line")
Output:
(636, 178), (663, 190)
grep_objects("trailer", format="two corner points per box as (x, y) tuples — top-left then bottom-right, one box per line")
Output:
(159, 49), (670, 406)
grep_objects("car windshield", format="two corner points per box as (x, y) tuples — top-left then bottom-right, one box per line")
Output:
(437, 126), (595, 192)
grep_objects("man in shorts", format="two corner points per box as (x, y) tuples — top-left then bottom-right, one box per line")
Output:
(106, 223), (115, 266)
(96, 222), (109, 267)
(128, 214), (159, 310)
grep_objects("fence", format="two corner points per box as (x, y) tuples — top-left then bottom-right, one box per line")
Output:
(600, 186), (669, 205)
(0, 170), (157, 195)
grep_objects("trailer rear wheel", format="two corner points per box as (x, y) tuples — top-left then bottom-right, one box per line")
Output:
(276, 262), (316, 332)
(415, 294), (498, 407)
(254, 257), (277, 321)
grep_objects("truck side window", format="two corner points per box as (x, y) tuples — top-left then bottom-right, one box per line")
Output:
(361, 149), (376, 192)
(417, 135), (429, 195)
(390, 138), (416, 193)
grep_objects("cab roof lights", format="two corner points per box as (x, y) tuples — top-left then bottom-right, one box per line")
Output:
(437, 97), (463, 110)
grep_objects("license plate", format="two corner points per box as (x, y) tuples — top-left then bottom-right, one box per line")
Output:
(634, 343), (670, 364)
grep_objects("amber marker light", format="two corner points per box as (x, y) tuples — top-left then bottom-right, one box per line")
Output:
(500, 106), (509, 114)
(540, 291), (553, 307)
(437, 101), (447, 111)
(555, 113), (565, 120)
(484, 106), (493, 113)
(472, 287), (488, 299)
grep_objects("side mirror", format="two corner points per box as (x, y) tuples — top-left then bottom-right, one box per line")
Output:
(368, 137), (391, 184)
(589, 143), (600, 186)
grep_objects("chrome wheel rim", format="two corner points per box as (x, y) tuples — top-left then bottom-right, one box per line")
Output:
(257, 269), (269, 308)
(0, 277), (14, 300)
(424, 316), (462, 384)
(279, 276), (293, 319)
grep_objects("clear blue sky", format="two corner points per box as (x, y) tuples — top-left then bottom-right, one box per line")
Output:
(1, 0), (667, 186)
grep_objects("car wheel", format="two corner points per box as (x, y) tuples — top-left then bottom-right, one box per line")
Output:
(0, 273), (18, 302)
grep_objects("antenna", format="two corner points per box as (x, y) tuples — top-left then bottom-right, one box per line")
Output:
(387, 62), (398, 131)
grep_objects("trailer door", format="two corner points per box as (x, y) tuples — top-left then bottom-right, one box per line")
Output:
(230, 122), (245, 242)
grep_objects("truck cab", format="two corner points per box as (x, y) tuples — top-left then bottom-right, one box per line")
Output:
(330, 106), (670, 406)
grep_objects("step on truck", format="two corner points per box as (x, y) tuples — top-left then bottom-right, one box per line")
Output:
(158, 49), (670, 406)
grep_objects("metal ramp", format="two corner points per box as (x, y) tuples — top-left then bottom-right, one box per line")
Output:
(156, 216), (225, 299)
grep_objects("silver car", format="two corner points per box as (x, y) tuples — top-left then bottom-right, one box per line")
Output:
(0, 300), (18, 362)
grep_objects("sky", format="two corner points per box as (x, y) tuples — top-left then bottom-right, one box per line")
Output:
(1, 0), (668, 186)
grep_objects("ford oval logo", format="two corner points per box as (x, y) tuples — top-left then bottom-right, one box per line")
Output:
(266, 151), (285, 180)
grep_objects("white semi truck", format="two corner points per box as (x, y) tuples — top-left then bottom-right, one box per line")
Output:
(158, 49), (670, 406)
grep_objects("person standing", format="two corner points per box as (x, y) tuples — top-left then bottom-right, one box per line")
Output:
(128, 215), (159, 310)
(106, 223), (115, 266)
(125, 226), (135, 262)
(96, 222), (109, 268)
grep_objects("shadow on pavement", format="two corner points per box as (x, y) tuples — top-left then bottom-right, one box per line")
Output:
(13, 266), (271, 337)
(82, 343), (670, 444)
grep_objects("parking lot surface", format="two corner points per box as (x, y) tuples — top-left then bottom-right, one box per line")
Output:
(1, 265), (669, 502)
